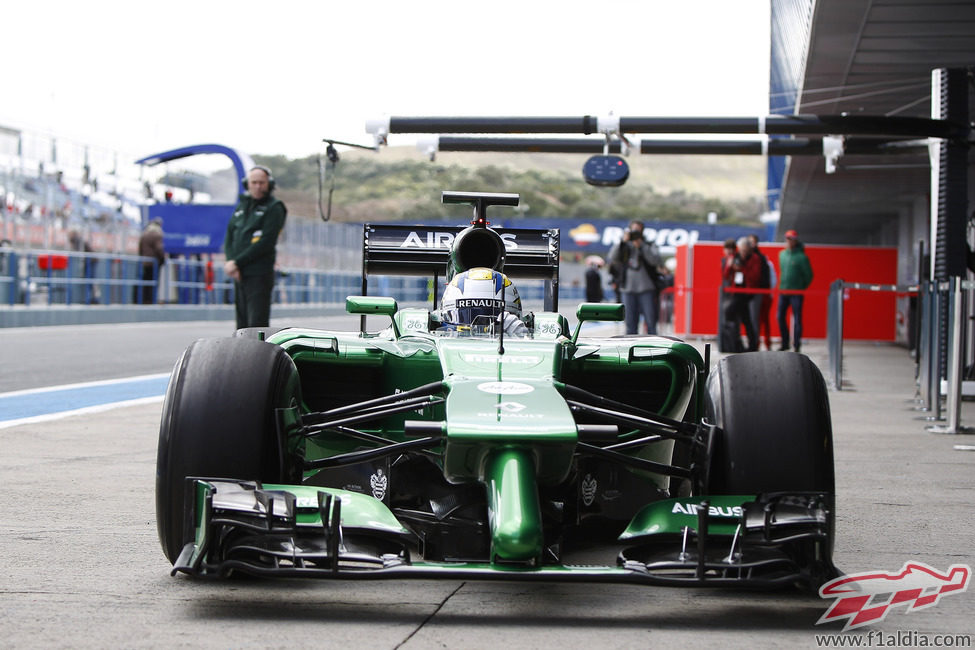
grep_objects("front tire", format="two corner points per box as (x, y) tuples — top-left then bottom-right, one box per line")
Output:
(706, 351), (834, 495)
(706, 352), (836, 585)
(155, 338), (301, 563)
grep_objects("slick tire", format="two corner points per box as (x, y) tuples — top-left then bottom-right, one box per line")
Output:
(155, 337), (301, 564)
(705, 351), (834, 496)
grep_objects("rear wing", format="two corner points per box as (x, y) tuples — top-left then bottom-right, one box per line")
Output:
(360, 224), (560, 312)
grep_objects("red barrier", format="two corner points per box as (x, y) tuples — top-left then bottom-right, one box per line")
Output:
(37, 254), (69, 271)
(673, 242), (898, 341)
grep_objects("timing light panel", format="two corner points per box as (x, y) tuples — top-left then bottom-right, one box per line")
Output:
(583, 155), (630, 187)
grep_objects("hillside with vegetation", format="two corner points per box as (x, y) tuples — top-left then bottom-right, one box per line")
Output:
(253, 147), (767, 225)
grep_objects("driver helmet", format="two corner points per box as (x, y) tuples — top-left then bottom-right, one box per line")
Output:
(440, 267), (522, 328)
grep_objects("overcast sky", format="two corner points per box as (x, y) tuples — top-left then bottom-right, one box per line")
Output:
(2, 0), (770, 161)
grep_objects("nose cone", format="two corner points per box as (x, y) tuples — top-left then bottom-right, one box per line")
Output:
(485, 448), (543, 563)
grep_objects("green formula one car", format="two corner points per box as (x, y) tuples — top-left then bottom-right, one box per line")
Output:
(156, 191), (837, 589)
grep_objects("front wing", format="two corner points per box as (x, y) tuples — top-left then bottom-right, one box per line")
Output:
(173, 478), (837, 589)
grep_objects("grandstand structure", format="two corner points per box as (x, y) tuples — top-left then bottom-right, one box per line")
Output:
(1, 124), (361, 265)
(0, 124), (368, 311)
(0, 125), (362, 282)
(0, 125), (145, 252)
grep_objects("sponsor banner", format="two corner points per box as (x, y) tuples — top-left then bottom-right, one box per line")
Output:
(396, 218), (772, 254)
(501, 219), (772, 254)
(365, 224), (555, 255)
(146, 202), (235, 255)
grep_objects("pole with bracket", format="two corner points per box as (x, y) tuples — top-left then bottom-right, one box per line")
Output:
(928, 277), (974, 435)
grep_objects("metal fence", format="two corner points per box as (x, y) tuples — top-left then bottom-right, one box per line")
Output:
(0, 246), (584, 310)
(1, 248), (157, 306)
(826, 280), (919, 391)
(827, 277), (973, 435)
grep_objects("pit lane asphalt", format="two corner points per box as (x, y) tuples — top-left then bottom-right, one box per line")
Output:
(1, 319), (973, 648)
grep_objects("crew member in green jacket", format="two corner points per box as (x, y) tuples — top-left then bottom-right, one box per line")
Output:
(777, 229), (813, 353)
(223, 166), (287, 330)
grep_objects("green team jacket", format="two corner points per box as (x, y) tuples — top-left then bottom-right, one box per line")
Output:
(224, 194), (287, 276)
(778, 245), (813, 291)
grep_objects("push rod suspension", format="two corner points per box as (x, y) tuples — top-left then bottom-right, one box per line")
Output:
(304, 436), (441, 471)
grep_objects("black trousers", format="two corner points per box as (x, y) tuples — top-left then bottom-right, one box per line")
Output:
(777, 294), (805, 350)
(136, 262), (157, 304)
(725, 293), (759, 352)
(234, 271), (275, 330)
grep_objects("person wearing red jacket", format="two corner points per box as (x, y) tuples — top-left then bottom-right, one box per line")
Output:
(722, 236), (762, 351)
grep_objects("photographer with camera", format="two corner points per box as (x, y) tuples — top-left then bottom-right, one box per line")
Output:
(608, 220), (663, 335)
(721, 235), (762, 352)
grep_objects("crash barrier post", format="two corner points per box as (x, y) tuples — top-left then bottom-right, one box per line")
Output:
(1, 248), (17, 306)
(826, 279), (844, 389)
(926, 277), (975, 435)
(825, 280), (918, 392)
(915, 280), (942, 418)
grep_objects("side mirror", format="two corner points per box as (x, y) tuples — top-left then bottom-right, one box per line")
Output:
(346, 295), (398, 316)
(346, 296), (400, 337)
(572, 302), (625, 343)
(582, 155), (629, 187)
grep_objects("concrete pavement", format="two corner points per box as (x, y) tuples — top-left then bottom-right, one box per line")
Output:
(0, 333), (972, 648)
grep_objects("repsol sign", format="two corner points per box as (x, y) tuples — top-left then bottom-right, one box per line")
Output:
(509, 218), (765, 253)
(598, 225), (700, 251)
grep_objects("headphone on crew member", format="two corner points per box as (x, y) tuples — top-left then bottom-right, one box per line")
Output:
(242, 165), (276, 193)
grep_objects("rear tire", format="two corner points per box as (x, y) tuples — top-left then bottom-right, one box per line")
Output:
(155, 338), (301, 563)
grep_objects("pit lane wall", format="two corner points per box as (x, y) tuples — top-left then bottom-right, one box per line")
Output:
(673, 242), (898, 340)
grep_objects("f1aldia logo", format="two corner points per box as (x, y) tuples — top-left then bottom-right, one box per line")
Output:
(817, 562), (970, 631)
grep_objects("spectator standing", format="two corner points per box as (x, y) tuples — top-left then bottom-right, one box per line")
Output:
(584, 258), (604, 303)
(68, 228), (98, 304)
(608, 220), (662, 335)
(718, 238), (740, 352)
(723, 235), (762, 351)
(136, 218), (165, 304)
(777, 229), (813, 353)
(748, 233), (775, 350)
(224, 166), (287, 330)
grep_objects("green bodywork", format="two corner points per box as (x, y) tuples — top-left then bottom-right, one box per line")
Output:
(621, 495), (752, 539)
(246, 298), (708, 565)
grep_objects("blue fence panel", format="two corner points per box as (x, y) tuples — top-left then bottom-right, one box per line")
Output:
(2, 247), (591, 310)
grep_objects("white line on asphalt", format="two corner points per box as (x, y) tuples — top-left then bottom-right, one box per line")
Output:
(0, 373), (171, 399)
(0, 395), (165, 430)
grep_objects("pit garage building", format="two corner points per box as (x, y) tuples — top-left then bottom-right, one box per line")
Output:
(771, 0), (974, 289)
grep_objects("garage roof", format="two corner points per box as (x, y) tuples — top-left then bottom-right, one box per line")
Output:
(777, 0), (975, 244)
